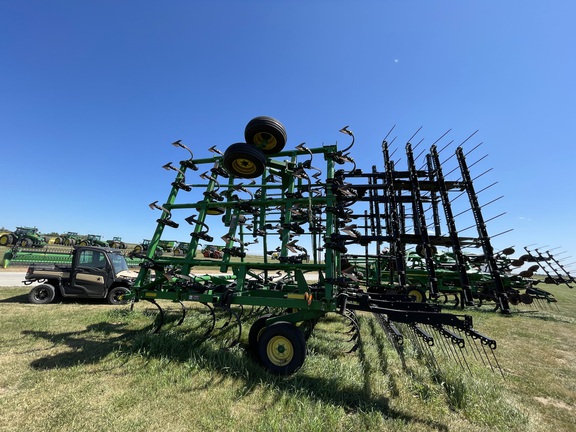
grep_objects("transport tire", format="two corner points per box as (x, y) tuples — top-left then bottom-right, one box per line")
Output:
(244, 116), (287, 154)
(29, 284), (56, 304)
(107, 287), (130, 305)
(248, 314), (274, 358)
(406, 287), (427, 303)
(206, 207), (226, 215)
(0, 234), (11, 246)
(223, 143), (266, 178)
(258, 321), (306, 375)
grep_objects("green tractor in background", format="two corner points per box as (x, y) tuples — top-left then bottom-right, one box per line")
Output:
(107, 236), (127, 249)
(0, 227), (47, 248)
(52, 231), (81, 246)
(78, 234), (108, 247)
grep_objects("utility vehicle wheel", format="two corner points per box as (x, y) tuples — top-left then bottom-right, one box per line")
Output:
(19, 238), (31, 247)
(0, 234), (11, 246)
(29, 284), (56, 304)
(258, 321), (306, 375)
(245, 116), (287, 154)
(406, 287), (427, 303)
(107, 287), (130, 305)
(223, 143), (266, 179)
(79, 240), (88, 246)
(53, 237), (62, 244)
(133, 245), (142, 253)
(248, 314), (274, 357)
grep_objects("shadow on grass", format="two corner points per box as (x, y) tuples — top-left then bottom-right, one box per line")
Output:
(0, 293), (29, 303)
(22, 313), (449, 431)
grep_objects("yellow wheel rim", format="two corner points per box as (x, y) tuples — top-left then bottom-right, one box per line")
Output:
(206, 208), (225, 215)
(231, 158), (257, 176)
(266, 335), (294, 366)
(408, 289), (424, 303)
(0, 236), (7, 246)
(253, 132), (277, 151)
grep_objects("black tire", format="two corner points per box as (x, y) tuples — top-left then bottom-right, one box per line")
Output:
(223, 142), (267, 179)
(244, 116), (287, 154)
(0, 234), (11, 246)
(107, 286), (130, 305)
(406, 287), (427, 303)
(206, 207), (226, 215)
(19, 238), (32, 247)
(29, 284), (56, 304)
(248, 314), (274, 357)
(257, 321), (306, 375)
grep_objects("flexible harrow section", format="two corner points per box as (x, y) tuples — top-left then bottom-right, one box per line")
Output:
(123, 117), (571, 375)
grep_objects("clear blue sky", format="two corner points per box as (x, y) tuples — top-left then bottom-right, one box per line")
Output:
(1, 1), (574, 271)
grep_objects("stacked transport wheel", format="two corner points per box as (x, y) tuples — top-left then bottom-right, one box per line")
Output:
(223, 116), (287, 179)
(223, 117), (305, 374)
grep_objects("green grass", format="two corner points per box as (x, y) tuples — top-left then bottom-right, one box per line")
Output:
(1, 283), (575, 431)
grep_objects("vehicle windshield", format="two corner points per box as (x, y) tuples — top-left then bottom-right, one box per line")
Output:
(110, 252), (129, 273)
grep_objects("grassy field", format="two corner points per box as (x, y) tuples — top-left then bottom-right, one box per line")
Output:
(1, 282), (575, 432)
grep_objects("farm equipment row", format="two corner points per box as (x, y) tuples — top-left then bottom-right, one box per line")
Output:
(118, 115), (575, 376)
(0, 228), (130, 250)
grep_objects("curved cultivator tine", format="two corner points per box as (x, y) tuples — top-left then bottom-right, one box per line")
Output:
(148, 299), (165, 334)
(176, 301), (187, 326)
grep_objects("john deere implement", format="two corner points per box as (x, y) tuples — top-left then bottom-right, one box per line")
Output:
(120, 116), (535, 376)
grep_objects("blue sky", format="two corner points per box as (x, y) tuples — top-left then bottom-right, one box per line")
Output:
(1, 1), (574, 271)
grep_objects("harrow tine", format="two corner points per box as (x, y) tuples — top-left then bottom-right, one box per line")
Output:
(466, 327), (503, 376)
(405, 324), (440, 372)
(433, 325), (462, 369)
(453, 328), (472, 373)
(375, 314), (404, 348)
(489, 345), (505, 378)
(463, 331), (482, 364)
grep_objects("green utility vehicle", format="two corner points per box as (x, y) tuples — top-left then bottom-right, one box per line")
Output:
(24, 246), (136, 305)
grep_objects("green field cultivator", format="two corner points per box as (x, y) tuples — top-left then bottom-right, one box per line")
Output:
(123, 116), (544, 375)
